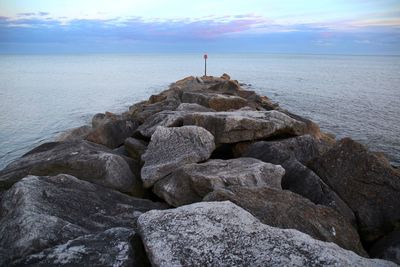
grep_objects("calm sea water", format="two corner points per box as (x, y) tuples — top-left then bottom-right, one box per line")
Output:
(0, 54), (399, 169)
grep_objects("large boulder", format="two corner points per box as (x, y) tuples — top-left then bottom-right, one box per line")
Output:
(153, 158), (285, 207)
(181, 91), (248, 111)
(129, 99), (181, 123)
(309, 138), (400, 244)
(183, 110), (310, 144)
(204, 186), (367, 256)
(0, 140), (143, 195)
(239, 135), (355, 223)
(124, 137), (148, 162)
(15, 227), (148, 266)
(141, 126), (215, 188)
(86, 118), (139, 149)
(370, 230), (400, 265)
(56, 125), (92, 142)
(137, 201), (395, 267)
(136, 110), (185, 138)
(0, 174), (167, 265)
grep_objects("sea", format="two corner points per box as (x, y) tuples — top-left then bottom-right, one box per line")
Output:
(0, 53), (399, 169)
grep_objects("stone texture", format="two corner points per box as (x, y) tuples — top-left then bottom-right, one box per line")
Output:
(56, 125), (92, 142)
(153, 158), (284, 207)
(141, 126), (215, 188)
(309, 138), (400, 244)
(370, 230), (400, 265)
(182, 91), (248, 111)
(136, 110), (185, 138)
(138, 201), (395, 267)
(239, 135), (355, 223)
(86, 118), (139, 149)
(0, 174), (167, 265)
(204, 186), (367, 256)
(183, 110), (309, 144)
(124, 137), (148, 161)
(0, 140), (143, 195)
(175, 103), (215, 112)
(15, 228), (148, 267)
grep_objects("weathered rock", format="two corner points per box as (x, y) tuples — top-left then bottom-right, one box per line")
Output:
(129, 99), (181, 123)
(238, 135), (355, 223)
(153, 158), (284, 207)
(138, 201), (394, 267)
(309, 138), (400, 244)
(175, 103), (215, 112)
(370, 230), (400, 265)
(0, 140), (143, 195)
(182, 91), (248, 111)
(86, 119), (139, 149)
(183, 110), (309, 144)
(124, 137), (148, 161)
(15, 228), (146, 266)
(136, 110), (185, 138)
(221, 73), (231, 80)
(141, 126), (215, 188)
(204, 186), (367, 256)
(0, 174), (167, 265)
(56, 125), (92, 142)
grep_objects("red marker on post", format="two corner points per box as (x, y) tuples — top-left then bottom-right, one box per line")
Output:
(204, 53), (208, 76)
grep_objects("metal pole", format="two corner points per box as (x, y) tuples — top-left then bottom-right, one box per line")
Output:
(204, 58), (207, 76)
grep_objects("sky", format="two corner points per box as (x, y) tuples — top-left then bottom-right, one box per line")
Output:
(0, 0), (399, 54)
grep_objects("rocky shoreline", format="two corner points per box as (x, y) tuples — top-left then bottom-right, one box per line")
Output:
(0, 74), (399, 266)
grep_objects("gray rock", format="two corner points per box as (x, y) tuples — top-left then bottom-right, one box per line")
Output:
(86, 119), (139, 149)
(129, 99), (181, 123)
(204, 186), (367, 256)
(137, 201), (395, 267)
(0, 174), (167, 265)
(183, 110), (309, 144)
(239, 135), (355, 223)
(181, 91), (248, 111)
(370, 230), (400, 265)
(141, 126), (215, 188)
(124, 137), (148, 161)
(137, 110), (184, 138)
(309, 138), (400, 244)
(15, 227), (146, 266)
(0, 140), (143, 195)
(56, 125), (92, 142)
(175, 103), (215, 112)
(153, 158), (284, 207)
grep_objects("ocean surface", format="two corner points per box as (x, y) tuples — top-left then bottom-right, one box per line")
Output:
(0, 53), (399, 169)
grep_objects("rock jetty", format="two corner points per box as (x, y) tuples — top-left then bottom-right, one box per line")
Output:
(0, 74), (399, 266)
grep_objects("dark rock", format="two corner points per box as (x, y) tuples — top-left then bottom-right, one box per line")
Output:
(153, 158), (284, 207)
(309, 138), (400, 244)
(129, 99), (181, 123)
(136, 110), (184, 138)
(204, 186), (367, 256)
(221, 73), (231, 80)
(0, 174), (167, 265)
(124, 137), (148, 161)
(141, 126), (215, 188)
(183, 110), (309, 144)
(370, 230), (400, 265)
(138, 201), (395, 267)
(0, 140), (143, 195)
(15, 228), (142, 267)
(56, 125), (92, 142)
(86, 118), (139, 149)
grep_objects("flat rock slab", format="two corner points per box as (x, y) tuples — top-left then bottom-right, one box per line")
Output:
(0, 174), (167, 265)
(0, 140), (142, 195)
(204, 186), (367, 256)
(138, 201), (395, 267)
(181, 91), (248, 111)
(309, 138), (400, 244)
(153, 158), (284, 207)
(183, 110), (308, 143)
(15, 227), (143, 266)
(141, 126), (215, 188)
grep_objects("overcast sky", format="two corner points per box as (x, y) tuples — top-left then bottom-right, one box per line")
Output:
(1, 0), (399, 54)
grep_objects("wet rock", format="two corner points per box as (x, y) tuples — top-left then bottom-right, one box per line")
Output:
(238, 135), (355, 223)
(0, 174), (167, 265)
(138, 201), (394, 267)
(56, 125), (92, 142)
(124, 137), (148, 161)
(309, 138), (400, 244)
(182, 91), (248, 111)
(15, 228), (144, 266)
(141, 126), (215, 188)
(0, 140), (143, 195)
(183, 110), (309, 144)
(204, 186), (367, 256)
(153, 158), (284, 207)
(86, 119), (139, 149)
(370, 230), (400, 265)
